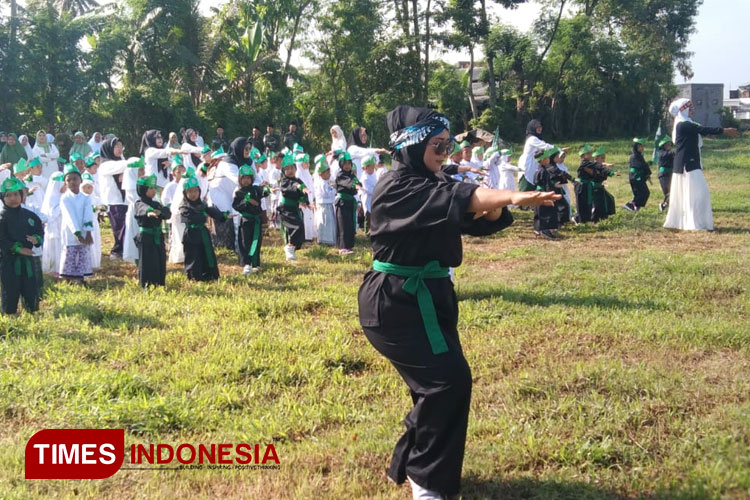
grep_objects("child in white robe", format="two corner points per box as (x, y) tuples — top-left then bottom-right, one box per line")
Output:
(81, 172), (104, 270)
(122, 157), (145, 264)
(359, 155), (378, 234)
(59, 165), (94, 282)
(295, 153), (316, 241)
(41, 171), (65, 274)
(313, 154), (336, 245)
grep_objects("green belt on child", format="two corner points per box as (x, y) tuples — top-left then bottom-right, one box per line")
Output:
(186, 223), (216, 268)
(371, 259), (451, 355)
(139, 226), (163, 245)
(240, 212), (262, 257)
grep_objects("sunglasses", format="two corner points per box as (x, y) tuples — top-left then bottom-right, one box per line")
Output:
(429, 138), (455, 156)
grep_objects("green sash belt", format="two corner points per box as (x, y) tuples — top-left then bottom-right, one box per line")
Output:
(139, 226), (163, 245)
(14, 255), (34, 278)
(336, 192), (357, 229)
(187, 224), (216, 268)
(372, 259), (451, 355)
(241, 213), (262, 258)
(659, 167), (672, 174)
(576, 178), (594, 203)
(280, 196), (299, 208)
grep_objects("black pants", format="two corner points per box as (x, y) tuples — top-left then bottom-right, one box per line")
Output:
(534, 204), (559, 231)
(184, 229), (220, 281)
(335, 199), (356, 249)
(358, 272), (471, 496)
(574, 183), (593, 223)
(659, 174), (671, 206)
(108, 204), (128, 255)
(1, 258), (39, 314)
(137, 233), (166, 287)
(238, 217), (263, 267)
(630, 179), (650, 208)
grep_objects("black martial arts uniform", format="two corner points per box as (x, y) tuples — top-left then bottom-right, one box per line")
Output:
(533, 163), (561, 231)
(335, 169), (359, 250)
(0, 200), (43, 314)
(591, 162), (616, 221)
(657, 148), (674, 208)
(233, 184), (269, 267)
(574, 159), (597, 223)
(629, 145), (652, 209)
(134, 189), (171, 287)
(357, 106), (514, 498)
(277, 175), (308, 250)
(180, 197), (226, 281)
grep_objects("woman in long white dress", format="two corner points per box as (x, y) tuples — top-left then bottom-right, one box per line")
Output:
(517, 120), (554, 191)
(664, 98), (738, 231)
(30, 130), (60, 178)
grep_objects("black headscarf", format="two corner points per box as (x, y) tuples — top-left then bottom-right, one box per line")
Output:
(386, 105), (448, 178)
(99, 136), (122, 161)
(347, 126), (367, 148)
(228, 137), (248, 167)
(183, 128), (197, 147)
(136, 183), (160, 206)
(139, 129), (161, 156)
(525, 119), (543, 139)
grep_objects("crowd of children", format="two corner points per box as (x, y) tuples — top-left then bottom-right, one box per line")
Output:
(0, 118), (679, 314)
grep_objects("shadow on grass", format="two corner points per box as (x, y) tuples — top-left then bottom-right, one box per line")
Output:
(457, 286), (662, 311)
(54, 303), (164, 330)
(460, 475), (630, 500)
(461, 474), (722, 500)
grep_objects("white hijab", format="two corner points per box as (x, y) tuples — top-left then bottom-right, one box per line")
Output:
(670, 98), (702, 148)
(18, 135), (34, 158)
(88, 132), (103, 153)
(330, 125), (347, 152)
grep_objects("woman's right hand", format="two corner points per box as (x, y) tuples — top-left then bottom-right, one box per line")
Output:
(511, 190), (561, 207)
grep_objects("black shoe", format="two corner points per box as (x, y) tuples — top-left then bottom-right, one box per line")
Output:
(623, 202), (635, 212)
(540, 230), (556, 239)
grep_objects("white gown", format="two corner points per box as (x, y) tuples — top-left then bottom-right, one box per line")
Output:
(664, 169), (713, 230)
(41, 177), (64, 273)
(296, 164), (316, 240)
(122, 167), (141, 263)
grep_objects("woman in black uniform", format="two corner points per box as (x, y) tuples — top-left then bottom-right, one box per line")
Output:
(357, 105), (559, 500)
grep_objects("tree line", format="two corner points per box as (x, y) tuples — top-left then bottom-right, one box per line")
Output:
(0, 0), (701, 152)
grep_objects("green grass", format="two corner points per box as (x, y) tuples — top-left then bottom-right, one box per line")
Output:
(1, 135), (749, 499)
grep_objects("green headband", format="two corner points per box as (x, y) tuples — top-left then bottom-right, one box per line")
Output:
(500, 148), (512, 156)
(578, 144), (594, 156)
(315, 155), (329, 174)
(281, 154), (296, 168)
(295, 153), (310, 164)
(538, 146), (560, 161)
(50, 172), (65, 182)
(460, 140), (471, 149)
(633, 137), (647, 145)
(338, 151), (352, 163)
(593, 146), (606, 157)
(658, 136), (672, 148)
(211, 147), (226, 159)
(293, 143), (304, 153)
(70, 152), (84, 162)
(201, 144), (211, 154)
(1, 176), (26, 193)
(28, 157), (42, 169)
(362, 155), (376, 167)
(472, 146), (484, 155)
(450, 142), (462, 155)
(127, 157), (145, 169)
(238, 164), (256, 177)
(137, 174), (157, 187)
(81, 172), (94, 183)
(184, 166), (196, 178)
(183, 176), (199, 190)
(63, 163), (81, 178)
(13, 158), (29, 174)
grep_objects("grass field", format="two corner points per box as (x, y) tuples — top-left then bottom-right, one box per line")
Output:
(1, 136), (749, 500)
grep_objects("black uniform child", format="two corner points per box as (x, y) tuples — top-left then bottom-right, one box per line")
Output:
(625, 137), (652, 212)
(656, 136), (674, 212)
(180, 175), (229, 281)
(574, 144), (597, 223)
(232, 164), (270, 273)
(334, 151), (360, 255)
(277, 153), (310, 261)
(358, 106), (559, 500)
(0, 176), (43, 314)
(549, 149), (575, 225)
(591, 146), (617, 221)
(533, 147), (564, 238)
(134, 174), (171, 287)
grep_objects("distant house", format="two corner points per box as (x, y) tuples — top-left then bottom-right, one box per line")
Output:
(457, 61), (490, 108)
(676, 83), (724, 128)
(725, 83), (750, 128)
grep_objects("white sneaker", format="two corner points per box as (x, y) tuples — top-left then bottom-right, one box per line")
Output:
(408, 476), (444, 500)
(284, 245), (296, 261)
(252, 266), (261, 272)
(242, 265), (253, 275)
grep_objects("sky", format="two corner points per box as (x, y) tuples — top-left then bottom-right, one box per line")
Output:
(8, 0), (747, 97)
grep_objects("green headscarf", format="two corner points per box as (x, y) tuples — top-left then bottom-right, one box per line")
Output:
(0, 133), (28, 165)
(36, 130), (51, 154)
(68, 131), (93, 159)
